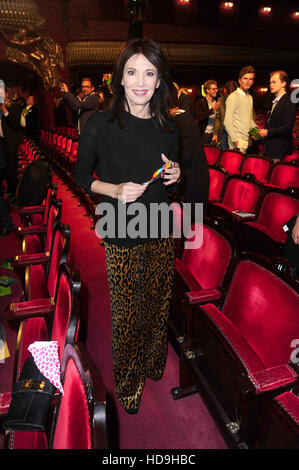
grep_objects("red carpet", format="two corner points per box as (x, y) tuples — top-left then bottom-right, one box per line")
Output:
(0, 176), (227, 449)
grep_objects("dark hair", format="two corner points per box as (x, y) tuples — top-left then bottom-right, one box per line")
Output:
(81, 77), (94, 88)
(239, 66), (256, 79)
(109, 38), (174, 130)
(224, 80), (238, 95)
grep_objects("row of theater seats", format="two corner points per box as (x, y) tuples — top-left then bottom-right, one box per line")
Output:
(204, 145), (299, 181)
(168, 216), (299, 449)
(207, 172), (299, 259)
(0, 162), (108, 449)
(169, 114), (299, 448)
(40, 128), (99, 232)
(22, 130), (299, 449)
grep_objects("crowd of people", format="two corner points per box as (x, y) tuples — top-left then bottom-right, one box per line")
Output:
(0, 37), (298, 416)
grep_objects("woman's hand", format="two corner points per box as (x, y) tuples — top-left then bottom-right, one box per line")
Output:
(115, 182), (147, 204)
(161, 153), (181, 186)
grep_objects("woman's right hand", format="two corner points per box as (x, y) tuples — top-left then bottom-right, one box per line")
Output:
(115, 182), (147, 204)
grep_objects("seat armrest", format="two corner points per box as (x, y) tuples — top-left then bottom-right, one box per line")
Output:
(4, 298), (54, 321)
(239, 365), (298, 398)
(185, 288), (223, 305)
(13, 252), (50, 267)
(17, 225), (46, 236)
(19, 206), (45, 215)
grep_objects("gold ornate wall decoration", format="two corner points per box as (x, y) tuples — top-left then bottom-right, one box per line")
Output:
(66, 40), (299, 68)
(0, 0), (45, 30)
(0, 0), (64, 89)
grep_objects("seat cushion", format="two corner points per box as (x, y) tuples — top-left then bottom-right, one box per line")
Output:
(244, 220), (286, 243)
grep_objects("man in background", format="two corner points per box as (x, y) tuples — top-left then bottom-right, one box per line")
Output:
(0, 88), (23, 202)
(258, 70), (295, 163)
(21, 94), (40, 142)
(212, 80), (238, 150)
(60, 77), (99, 135)
(224, 66), (256, 153)
(196, 80), (221, 145)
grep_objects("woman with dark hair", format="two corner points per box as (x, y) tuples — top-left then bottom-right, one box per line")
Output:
(75, 39), (181, 414)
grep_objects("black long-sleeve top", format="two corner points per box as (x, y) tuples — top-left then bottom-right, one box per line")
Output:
(75, 110), (179, 247)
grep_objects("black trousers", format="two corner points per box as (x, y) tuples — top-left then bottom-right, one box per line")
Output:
(2, 141), (19, 198)
(0, 170), (14, 230)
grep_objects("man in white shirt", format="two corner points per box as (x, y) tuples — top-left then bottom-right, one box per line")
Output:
(224, 66), (257, 153)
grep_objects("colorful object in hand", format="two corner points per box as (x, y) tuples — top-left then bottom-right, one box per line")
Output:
(143, 162), (173, 187)
(249, 127), (261, 140)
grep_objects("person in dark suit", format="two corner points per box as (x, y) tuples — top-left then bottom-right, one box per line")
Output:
(0, 140), (14, 236)
(60, 78), (99, 135)
(195, 80), (221, 145)
(258, 70), (296, 162)
(21, 95), (40, 142)
(170, 98), (210, 219)
(0, 89), (23, 200)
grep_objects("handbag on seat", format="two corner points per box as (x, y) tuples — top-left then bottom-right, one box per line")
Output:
(3, 356), (55, 432)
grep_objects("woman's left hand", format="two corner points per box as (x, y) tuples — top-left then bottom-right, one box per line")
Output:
(161, 153), (181, 186)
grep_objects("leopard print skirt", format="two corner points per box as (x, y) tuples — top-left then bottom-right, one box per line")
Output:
(104, 236), (174, 413)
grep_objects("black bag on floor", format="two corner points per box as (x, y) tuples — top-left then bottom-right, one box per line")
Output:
(3, 356), (55, 432)
(17, 158), (52, 207)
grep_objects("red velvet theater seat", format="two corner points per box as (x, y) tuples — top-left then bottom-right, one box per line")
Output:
(10, 262), (81, 375)
(168, 218), (236, 352)
(282, 149), (299, 163)
(12, 221), (70, 301)
(256, 391), (299, 449)
(50, 342), (108, 449)
(1, 264), (81, 426)
(208, 165), (228, 203)
(236, 188), (299, 257)
(208, 173), (262, 229)
(219, 149), (244, 175)
(203, 145), (221, 165)
(266, 161), (299, 190)
(18, 183), (57, 229)
(240, 154), (273, 184)
(172, 255), (299, 448)
(19, 197), (62, 256)
(7, 343), (108, 450)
